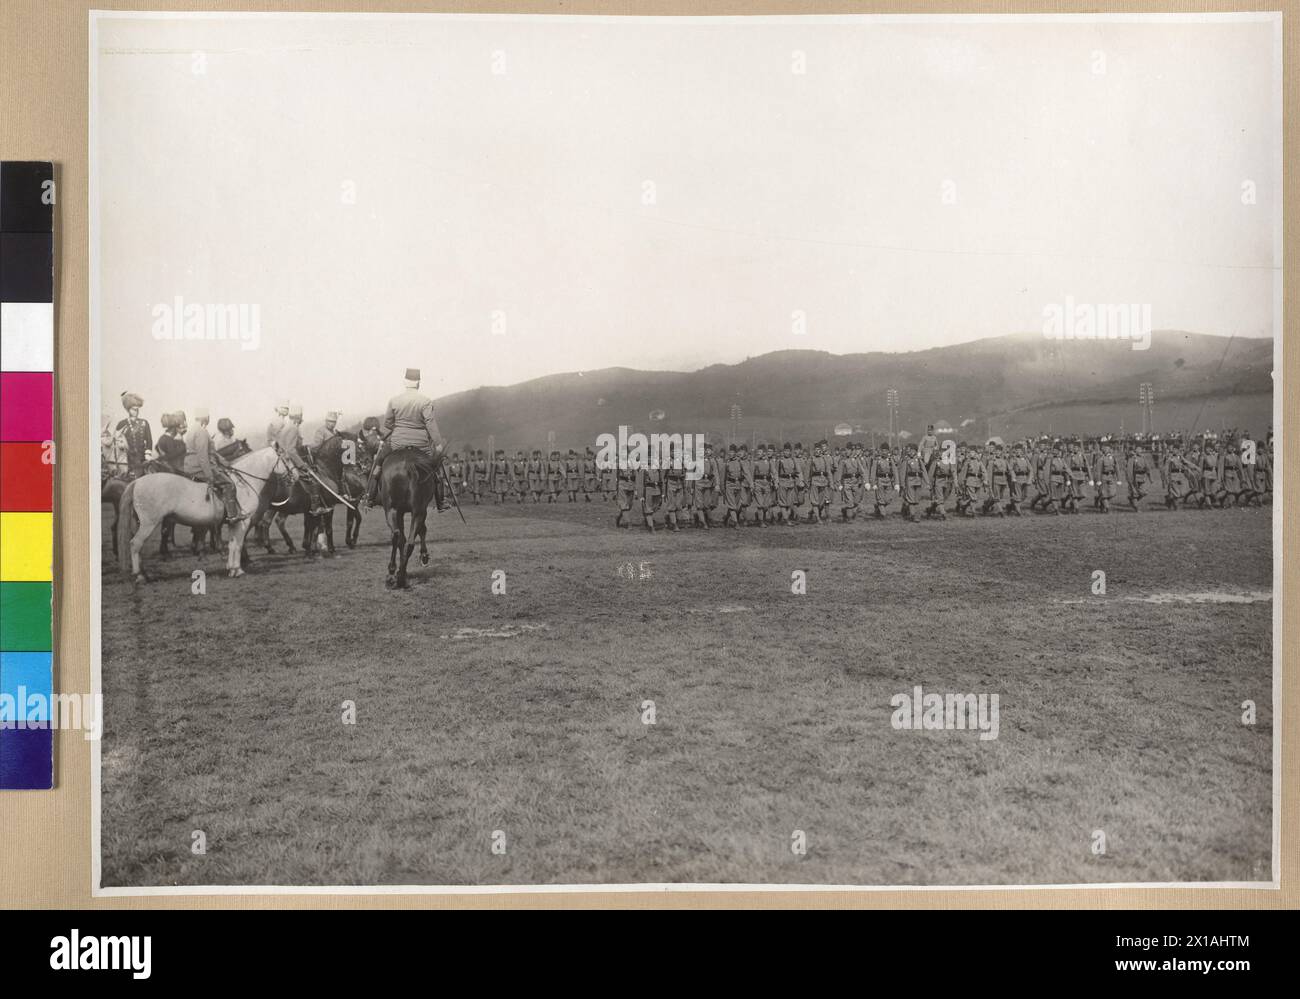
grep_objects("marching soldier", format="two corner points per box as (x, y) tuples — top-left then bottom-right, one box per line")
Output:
(1218, 438), (1247, 507)
(470, 450), (491, 503)
(749, 443), (776, 526)
(446, 452), (466, 498)
(546, 450), (565, 502)
(926, 442), (955, 519)
(806, 440), (834, 524)
(1092, 442), (1120, 514)
(721, 444), (750, 528)
(691, 442), (720, 529)
(1042, 442), (1069, 515)
(600, 452), (618, 502)
(1006, 442), (1034, 516)
(1125, 442), (1157, 512)
(1065, 440), (1091, 514)
(527, 449), (546, 502)
(564, 449), (583, 502)
(954, 444), (985, 518)
(897, 443), (931, 521)
(775, 443), (806, 525)
(870, 443), (897, 518)
(637, 459), (663, 532)
(614, 453), (639, 528)
(1163, 444), (1193, 509)
(983, 444), (1012, 517)
(491, 449), (511, 503)
(511, 450), (529, 502)
(793, 442), (809, 510)
(1197, 440), (1222, 508)
(581, 448), (599, 501)
(661, 443), (688, 531)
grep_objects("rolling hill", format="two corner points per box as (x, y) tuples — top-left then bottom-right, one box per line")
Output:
(342, 331), (1274, 451)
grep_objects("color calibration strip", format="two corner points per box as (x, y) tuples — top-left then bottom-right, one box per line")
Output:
(0, 162), (54, 789)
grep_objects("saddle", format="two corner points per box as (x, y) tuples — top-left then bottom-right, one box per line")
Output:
(217, 438), (252, 461)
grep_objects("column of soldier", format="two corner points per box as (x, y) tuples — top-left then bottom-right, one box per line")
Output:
(442, 433), (1274, 533)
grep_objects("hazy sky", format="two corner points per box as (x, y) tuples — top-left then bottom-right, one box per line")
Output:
(93, 13), (1280, 432)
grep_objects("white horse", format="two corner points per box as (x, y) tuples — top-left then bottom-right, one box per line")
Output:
(116, 447), (288, 583)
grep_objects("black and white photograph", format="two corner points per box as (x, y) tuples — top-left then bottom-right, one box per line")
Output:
(90, 11), (1280, 891)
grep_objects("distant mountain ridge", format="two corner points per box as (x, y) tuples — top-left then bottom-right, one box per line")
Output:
(342, 331), (1274, 450)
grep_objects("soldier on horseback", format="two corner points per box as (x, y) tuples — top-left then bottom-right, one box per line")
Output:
(276, 403), (330, 516)
(364, 367), (446, 510)
(182, 407), (241, 521)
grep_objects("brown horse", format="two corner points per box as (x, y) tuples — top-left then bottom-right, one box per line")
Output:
(378, 447), (440, 588)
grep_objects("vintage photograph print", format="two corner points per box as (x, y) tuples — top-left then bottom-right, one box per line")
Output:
(90, 12), (1280, 891)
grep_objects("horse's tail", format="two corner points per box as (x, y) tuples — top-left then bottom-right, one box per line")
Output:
(116, 479), (138, 576)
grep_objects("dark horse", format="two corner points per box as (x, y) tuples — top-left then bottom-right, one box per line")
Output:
(378, 447), (440, 588)
(256, 435), (349, 556)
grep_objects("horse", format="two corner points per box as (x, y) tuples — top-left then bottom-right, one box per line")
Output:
(256, 436), (349, 556)
(337, 431), (373, 549)
(342, 466), (367, 548)
(116, 446), (288, 584)
(378, 447), (441, 588)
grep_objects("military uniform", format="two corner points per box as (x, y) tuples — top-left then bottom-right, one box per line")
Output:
(692, 448), (719, 527)
(527, 452), (546, 502)
(1127, 448), (1156, 511)
(491, 452), (511, 502)
(637, 465), (662, 531)
(183, 412), (241, 520)
(870, 447), (897, 518)
(749, 447), (775, 526)
(806, 444), (833, 523)
(1093, 449), (1120, 513)
(898, 448), (930, 520)
(1007, 448), (1034, 516)
(721, 447), (750, 527)
(776, 447), (806, 524)
(511, 453), (529, 502)
(564, 450), (583, 501)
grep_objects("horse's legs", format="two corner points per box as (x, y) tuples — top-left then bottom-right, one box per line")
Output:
(159, 515), (174, 557)
(301, 512), (317, 556)
(416, 508), (430, 566)
(346, 507), (359, 548)
(276, 512), (296, 552)
(386, 510), (404, 586)
(227, 518), (251, 577)
(129, 513), (158, 582)
(322, 509), (336, 554)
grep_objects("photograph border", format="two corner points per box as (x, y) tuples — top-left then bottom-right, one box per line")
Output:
(1, 0), (1292, 909)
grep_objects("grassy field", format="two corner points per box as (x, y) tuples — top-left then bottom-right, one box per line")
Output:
(98, 492), (1274, 887)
